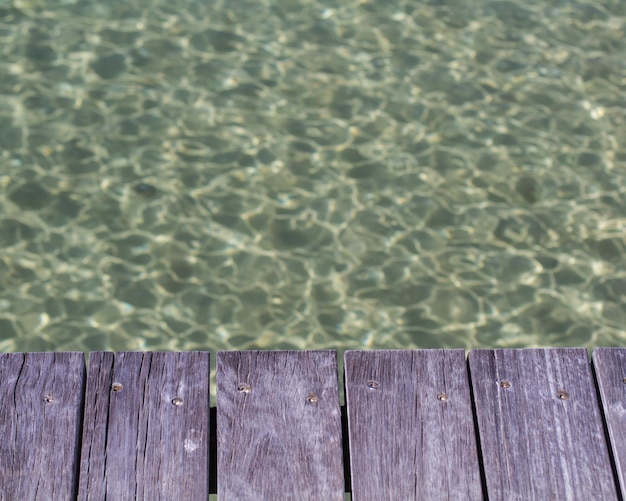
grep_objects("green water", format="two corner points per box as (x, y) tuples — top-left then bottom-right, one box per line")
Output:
(1, 0), (625, 356)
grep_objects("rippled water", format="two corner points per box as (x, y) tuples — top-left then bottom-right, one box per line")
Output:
(0, 0), (625, 355)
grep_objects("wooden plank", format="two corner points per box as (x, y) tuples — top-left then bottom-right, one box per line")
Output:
(469, 348), (617, 500)
(217, 350), (344, 500)
(344, 349), (482, 501)
(78, 351), (210, 500)
(0, 352), (85, 500)
(592, 347), (626, 497)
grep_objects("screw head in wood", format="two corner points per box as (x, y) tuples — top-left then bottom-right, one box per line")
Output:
(306, 393), (318, 404)
(499, 380), (511, 388)
(366, 380), (380, 389)
(43, 394), (54, 403)
(437, 392), (448, 401)
(172, 397), (183, 406)
(557, 389), (569, 400)
(237, 383), (251, 394)
(112, 382), (123, 392)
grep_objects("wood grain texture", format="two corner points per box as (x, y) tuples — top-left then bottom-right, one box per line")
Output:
(469, 348), (618, 500)
(78, 351), (210, 500)
(217, 350), (344, 500)
(0, 352), (85, 501)
(593, 347), (626, 497)
(344, 350), (482, 501)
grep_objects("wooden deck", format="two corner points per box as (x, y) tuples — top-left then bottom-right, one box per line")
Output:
(1, 348), (625, 500)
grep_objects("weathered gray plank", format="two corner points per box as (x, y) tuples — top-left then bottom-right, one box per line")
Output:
(78, 351), (210, 500)
(469, 348), (617, 500)
(344, 349), (482, 501)
(217, 350), (344, 500)
(0, 352), (85, 501)
(592, 347), (626, 497)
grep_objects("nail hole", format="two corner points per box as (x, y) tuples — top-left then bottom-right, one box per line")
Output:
(43, 394), (54, 403)
(237, 383), (251, 394)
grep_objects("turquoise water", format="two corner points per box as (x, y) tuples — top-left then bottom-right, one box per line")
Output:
(0, 0), (625, 356)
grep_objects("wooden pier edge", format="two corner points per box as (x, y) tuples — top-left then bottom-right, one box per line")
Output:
(1, 347), (626, 500)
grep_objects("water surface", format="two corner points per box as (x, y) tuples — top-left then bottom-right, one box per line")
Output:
(0, 0), (625, 355)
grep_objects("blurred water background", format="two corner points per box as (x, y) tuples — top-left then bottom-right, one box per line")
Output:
(0, 0), (625, 358)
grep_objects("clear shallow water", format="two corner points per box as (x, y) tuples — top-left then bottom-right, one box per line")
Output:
(0, 0), (625, 356)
